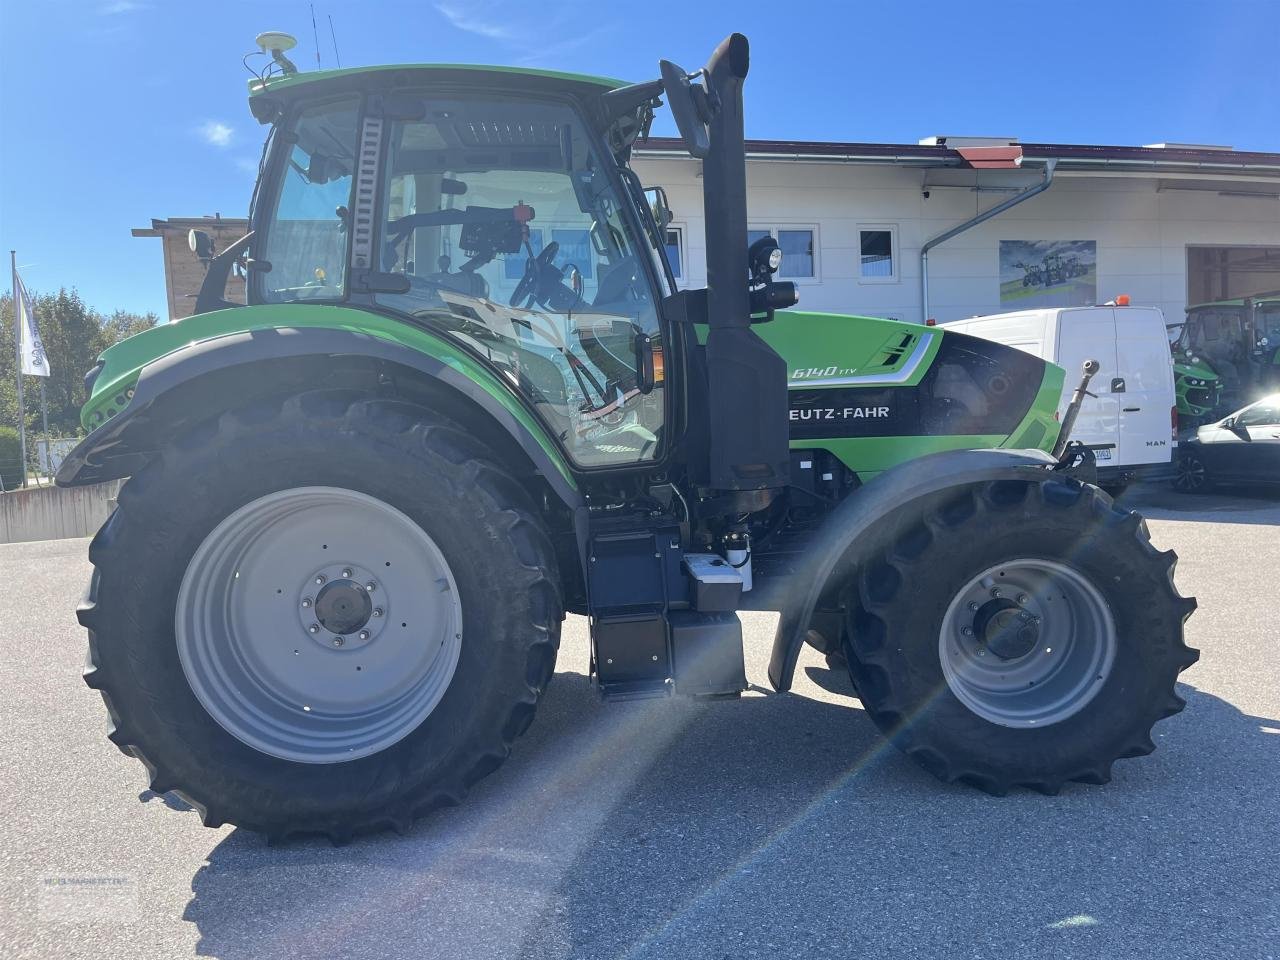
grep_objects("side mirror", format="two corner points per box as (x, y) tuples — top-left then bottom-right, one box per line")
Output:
(188, 229), (214, 264)
(659, 59), (711, 159)
(1222, 415), (1236, 428)
(644, 186), (673, 229)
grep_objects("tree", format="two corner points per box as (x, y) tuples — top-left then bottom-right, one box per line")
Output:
(0, 425), (21, 490)
(1, 288), (159, 447)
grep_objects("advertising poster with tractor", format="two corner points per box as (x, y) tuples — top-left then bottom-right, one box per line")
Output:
(1000, 239), (1097, 308)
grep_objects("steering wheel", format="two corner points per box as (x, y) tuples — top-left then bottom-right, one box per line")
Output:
(510, 240), (560, 307)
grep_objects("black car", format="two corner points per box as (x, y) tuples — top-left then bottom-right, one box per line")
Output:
(1174, 393), (1280, 492)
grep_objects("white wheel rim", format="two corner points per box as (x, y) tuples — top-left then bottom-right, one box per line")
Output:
(176, 487), (463, 763)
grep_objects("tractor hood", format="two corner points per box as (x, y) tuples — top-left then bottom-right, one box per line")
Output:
(754, 311), (1065, 478)
(1173, 355), (1219, 383)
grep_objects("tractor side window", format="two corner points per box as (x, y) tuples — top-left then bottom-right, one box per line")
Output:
(260, 97), (360, 303)
(372, 97), (665, 469)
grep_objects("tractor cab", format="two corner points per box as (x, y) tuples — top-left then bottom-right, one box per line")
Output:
(234, 45), (795, 494)
(247, 70), (673, 470)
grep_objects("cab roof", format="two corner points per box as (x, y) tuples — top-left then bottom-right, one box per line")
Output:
(1187, 295), (1280, 311)
(249, 63), (628, 98)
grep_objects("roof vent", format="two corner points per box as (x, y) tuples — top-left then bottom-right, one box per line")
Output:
(919, 136), (1019, 148)
(1143, 142), (1234, 151)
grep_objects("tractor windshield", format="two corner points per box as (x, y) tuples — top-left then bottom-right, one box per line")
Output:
(372, 96), (666, 468)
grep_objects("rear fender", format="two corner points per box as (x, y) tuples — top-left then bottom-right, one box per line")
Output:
(56, 325), (582, 511)
(767, 447), (1061, 691)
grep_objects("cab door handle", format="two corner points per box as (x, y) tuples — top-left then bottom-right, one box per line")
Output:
(1123, 406), (1141, 412)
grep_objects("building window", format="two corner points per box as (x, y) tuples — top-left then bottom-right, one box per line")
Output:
(859, 225), (897, 282)
(551, 228), (593, 279)
(747, 226), (819, 280)
(504, 228), (544, 280)
(664, 227), (684, 279)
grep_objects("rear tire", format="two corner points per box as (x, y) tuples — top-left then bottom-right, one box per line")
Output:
(78, 391), (562, 840)
(840, 478), (1197, 794)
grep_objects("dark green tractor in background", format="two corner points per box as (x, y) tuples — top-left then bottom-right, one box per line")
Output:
(1170, 295), (1280, 426)
(59, 32), (1196, 841)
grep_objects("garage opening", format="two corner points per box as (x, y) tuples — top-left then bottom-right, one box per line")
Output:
(1182, 245), (1280, 409)
(1187, 245), (1280, 304)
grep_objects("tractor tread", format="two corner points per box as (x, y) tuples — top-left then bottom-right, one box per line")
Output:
(79, 390), (562, 842)
(840, 477), (1198, 796)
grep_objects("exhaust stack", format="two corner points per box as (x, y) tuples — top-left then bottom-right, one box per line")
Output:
(698, 34), (790, 495)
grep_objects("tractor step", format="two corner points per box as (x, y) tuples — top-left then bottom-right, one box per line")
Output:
(587, 525), (747, 701)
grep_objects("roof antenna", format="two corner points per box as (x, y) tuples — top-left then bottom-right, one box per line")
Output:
(255, 32), (298, 76)
(328, 14), (342, 68)
(310, 3), (322, 69)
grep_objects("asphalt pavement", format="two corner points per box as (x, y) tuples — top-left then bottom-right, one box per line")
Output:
(1, 483), (1278, 960)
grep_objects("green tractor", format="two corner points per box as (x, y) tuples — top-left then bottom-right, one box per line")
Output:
(59, 32), (1197, 841)
(1168, 337), (1222, 427)
(1171, 296), (1280, 423)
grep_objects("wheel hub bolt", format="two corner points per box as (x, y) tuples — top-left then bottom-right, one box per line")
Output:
(301, 597), (313, 608)
(968, 601), (980, 612)
(990, 587), (1002, 599)
(315, 575), (326, 585)
(961, 626), (974, 637)
(366, 581), (377, 592)
(372, 608), (383, 618)
(341, 568), (353, 578)
(332, 636), (344, 647)
(359, 630), (370, 641)
(1017, 594), (1029, 606)
(308, 623), (320, 634)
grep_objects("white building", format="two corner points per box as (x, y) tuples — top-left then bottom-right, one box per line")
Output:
(631, 136), (1280, 324)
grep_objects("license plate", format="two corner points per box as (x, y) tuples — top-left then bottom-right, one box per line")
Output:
(1094, 447), (1112, 461)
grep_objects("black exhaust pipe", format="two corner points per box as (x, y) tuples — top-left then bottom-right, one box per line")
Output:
(699, 34), (790, 495)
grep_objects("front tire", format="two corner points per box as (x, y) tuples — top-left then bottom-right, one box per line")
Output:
(841, 478), (1197, 794)
(1173, 450), (1213, 494)
(78, 391), (562, 840)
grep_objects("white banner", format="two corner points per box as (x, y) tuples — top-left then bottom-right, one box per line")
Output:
(15, 271), (50, 377)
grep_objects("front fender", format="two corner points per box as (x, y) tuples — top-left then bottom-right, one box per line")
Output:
(57, 318), (580, 509)
(767, 447), (1061, 691)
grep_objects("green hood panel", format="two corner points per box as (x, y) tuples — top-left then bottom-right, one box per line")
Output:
(757, 311), (942, 387)
(752, 311), (1063, 478)
(83, 304), (575, 487)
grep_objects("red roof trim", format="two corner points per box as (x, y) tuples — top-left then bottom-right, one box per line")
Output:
(956, 145), (1023, 168)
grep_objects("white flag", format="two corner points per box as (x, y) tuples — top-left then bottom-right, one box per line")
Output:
(15, 271), (50, 377)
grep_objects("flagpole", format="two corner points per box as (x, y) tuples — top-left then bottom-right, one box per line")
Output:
(10, 250), (27, 489)
(38, 378), (51, 484)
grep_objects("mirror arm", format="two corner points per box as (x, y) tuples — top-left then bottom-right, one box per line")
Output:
(194, 232), (255, 316)
(601, 78), (665, 122)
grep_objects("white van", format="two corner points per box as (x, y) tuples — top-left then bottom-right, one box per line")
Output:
(943, 305), (1177, 486)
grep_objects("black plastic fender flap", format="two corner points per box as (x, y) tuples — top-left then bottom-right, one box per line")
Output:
(766, 447), (1060, 692)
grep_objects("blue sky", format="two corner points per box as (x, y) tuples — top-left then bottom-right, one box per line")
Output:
(1, 0), (1276, 318)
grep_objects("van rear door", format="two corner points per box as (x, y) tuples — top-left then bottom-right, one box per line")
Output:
(1050, 308), (1120, 462)
(1113, 307), (1176, 467)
